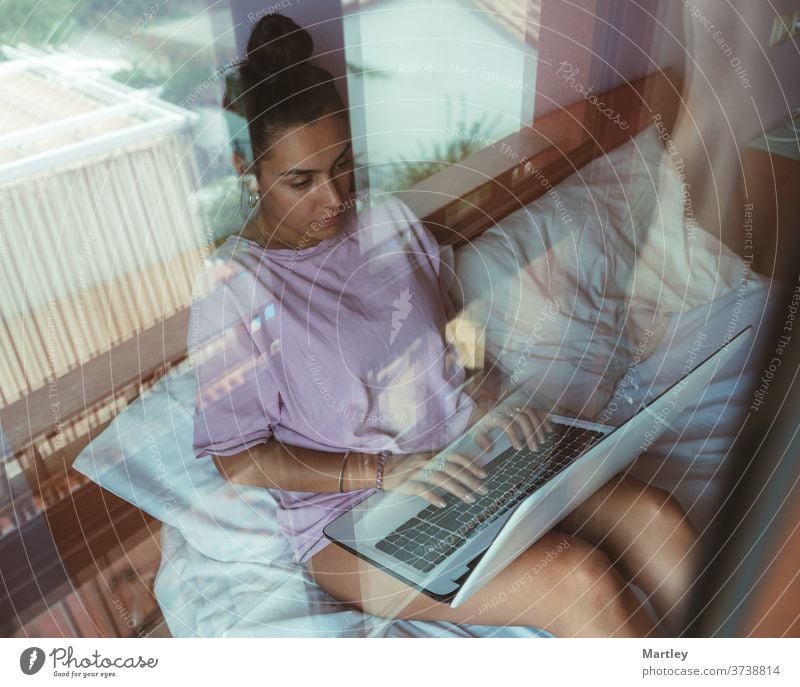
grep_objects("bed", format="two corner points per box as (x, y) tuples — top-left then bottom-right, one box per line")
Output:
(72, 80), (779, 637)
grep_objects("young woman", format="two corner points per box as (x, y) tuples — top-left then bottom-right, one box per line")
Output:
(188, 13), (699, 638)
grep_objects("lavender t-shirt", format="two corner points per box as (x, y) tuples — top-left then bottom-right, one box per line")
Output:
(188, 189), (476, 563)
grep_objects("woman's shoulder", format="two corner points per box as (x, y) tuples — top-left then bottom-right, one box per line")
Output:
(192, 239), (241, 293)
(358, 188), (441, 260)
(355, 187), (433, 235)
(187, 239), (280, 349)
(356, 187), (412, 218)
(192, 236), (278, 306)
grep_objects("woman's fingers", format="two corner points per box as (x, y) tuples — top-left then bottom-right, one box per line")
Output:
(515, 408), (550, 450)
(490, 412), (527, 450)
(506, 413), (533, 450)
(438, 461), (487, 495)
(400, 480), (447, 508)
(524, 408), (552, 444)
(472, 430), (494, 452)
(427, 469), (480, 503)
(481, 407), (553, 452)
(468, 416), (493, 448)
(392, 406), (555, 507)
(443, 451), (487, 479)
(472, 416), (508, 449)
(401, 453), (487, 504)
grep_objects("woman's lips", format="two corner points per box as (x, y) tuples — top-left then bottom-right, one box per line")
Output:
(317, 212), (343, 227)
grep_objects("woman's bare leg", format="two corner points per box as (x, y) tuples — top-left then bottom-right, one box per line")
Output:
(556, 472), (700, 635)
(307, 529), (662, 637)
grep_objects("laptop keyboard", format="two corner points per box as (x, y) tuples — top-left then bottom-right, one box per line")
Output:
(375, 423), (605, 573)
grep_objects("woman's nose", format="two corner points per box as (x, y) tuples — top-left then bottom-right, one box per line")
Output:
(318, 178), (344, 210)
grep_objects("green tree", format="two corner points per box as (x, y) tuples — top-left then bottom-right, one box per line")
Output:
(0, 0), (80, 46)
(381, 115), (503, 192)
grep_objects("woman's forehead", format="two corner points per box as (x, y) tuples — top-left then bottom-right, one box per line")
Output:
(266, 117), (350, 174)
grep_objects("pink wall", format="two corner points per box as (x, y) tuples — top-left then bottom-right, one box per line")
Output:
(665, 0), (799, 142)
(535, 0), (799, 242)
(533, 0), (602, 117)
(666, 0), (799, 242)
(534, 0), (683, 118)
(535, 0), (799, 137)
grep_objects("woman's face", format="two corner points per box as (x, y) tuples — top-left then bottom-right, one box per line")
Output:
(255, 113), (354, 249)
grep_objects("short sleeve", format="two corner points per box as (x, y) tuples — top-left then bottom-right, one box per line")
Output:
(187, 257), (281, 460)
(392, 194), (460, 321)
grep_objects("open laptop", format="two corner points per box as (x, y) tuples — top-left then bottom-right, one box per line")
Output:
(324, 327), (752, 608)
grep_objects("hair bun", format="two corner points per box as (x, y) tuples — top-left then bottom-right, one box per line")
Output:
(244, 13), (313, 82)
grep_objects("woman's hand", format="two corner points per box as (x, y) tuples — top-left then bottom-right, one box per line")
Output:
(382, 450), (488, 509)
(472, 404), (553, 453)
(463, 370), (553, 453)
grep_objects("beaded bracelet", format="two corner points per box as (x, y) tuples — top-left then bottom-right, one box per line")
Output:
(375, 449), (391, 491)
(337, 451), (351, 493)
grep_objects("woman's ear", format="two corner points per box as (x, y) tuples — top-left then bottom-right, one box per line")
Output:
(231, 150), (248, 177)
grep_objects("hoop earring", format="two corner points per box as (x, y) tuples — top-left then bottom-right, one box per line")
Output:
(239, 177), (261, 217)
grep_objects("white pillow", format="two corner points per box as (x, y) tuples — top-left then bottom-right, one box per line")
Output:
(72, 359), (290, 564)
(450, 125), (743, 419)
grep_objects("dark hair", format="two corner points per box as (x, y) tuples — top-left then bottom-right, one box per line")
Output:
(236, 14), (346, 173)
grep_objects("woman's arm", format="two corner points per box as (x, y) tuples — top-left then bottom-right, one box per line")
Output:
(214, 437), (490, 505)
(212, 440), (378, 492)
(213, 370), (509, 497)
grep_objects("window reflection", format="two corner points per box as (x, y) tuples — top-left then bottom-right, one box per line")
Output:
(0, 2), (242, 576)
(0, 2), (241, 408)
(342, 0), (539, 192)
(0, 0), (541, 636)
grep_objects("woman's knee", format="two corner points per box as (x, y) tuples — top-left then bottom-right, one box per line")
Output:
(634, 481), (687, 523)
(322, 563), (439, 621)
(531, 531), (625, 600)
(612, 474), (687, 523)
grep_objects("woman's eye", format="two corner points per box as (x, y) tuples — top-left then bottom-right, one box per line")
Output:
(291, 179), (311, 189)
(337, 157), (353, 168)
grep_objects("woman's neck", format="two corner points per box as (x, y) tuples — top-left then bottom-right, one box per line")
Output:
(241, 213), (300, 250)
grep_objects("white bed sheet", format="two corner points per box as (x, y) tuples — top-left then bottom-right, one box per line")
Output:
(153, 522), (557, 638)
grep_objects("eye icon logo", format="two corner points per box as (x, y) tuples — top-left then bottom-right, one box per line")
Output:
(20, 647), (45, 675)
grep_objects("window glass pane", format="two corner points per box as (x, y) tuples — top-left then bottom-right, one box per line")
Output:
(0, 1), (240, 532)
(343, 0), (539, 192)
